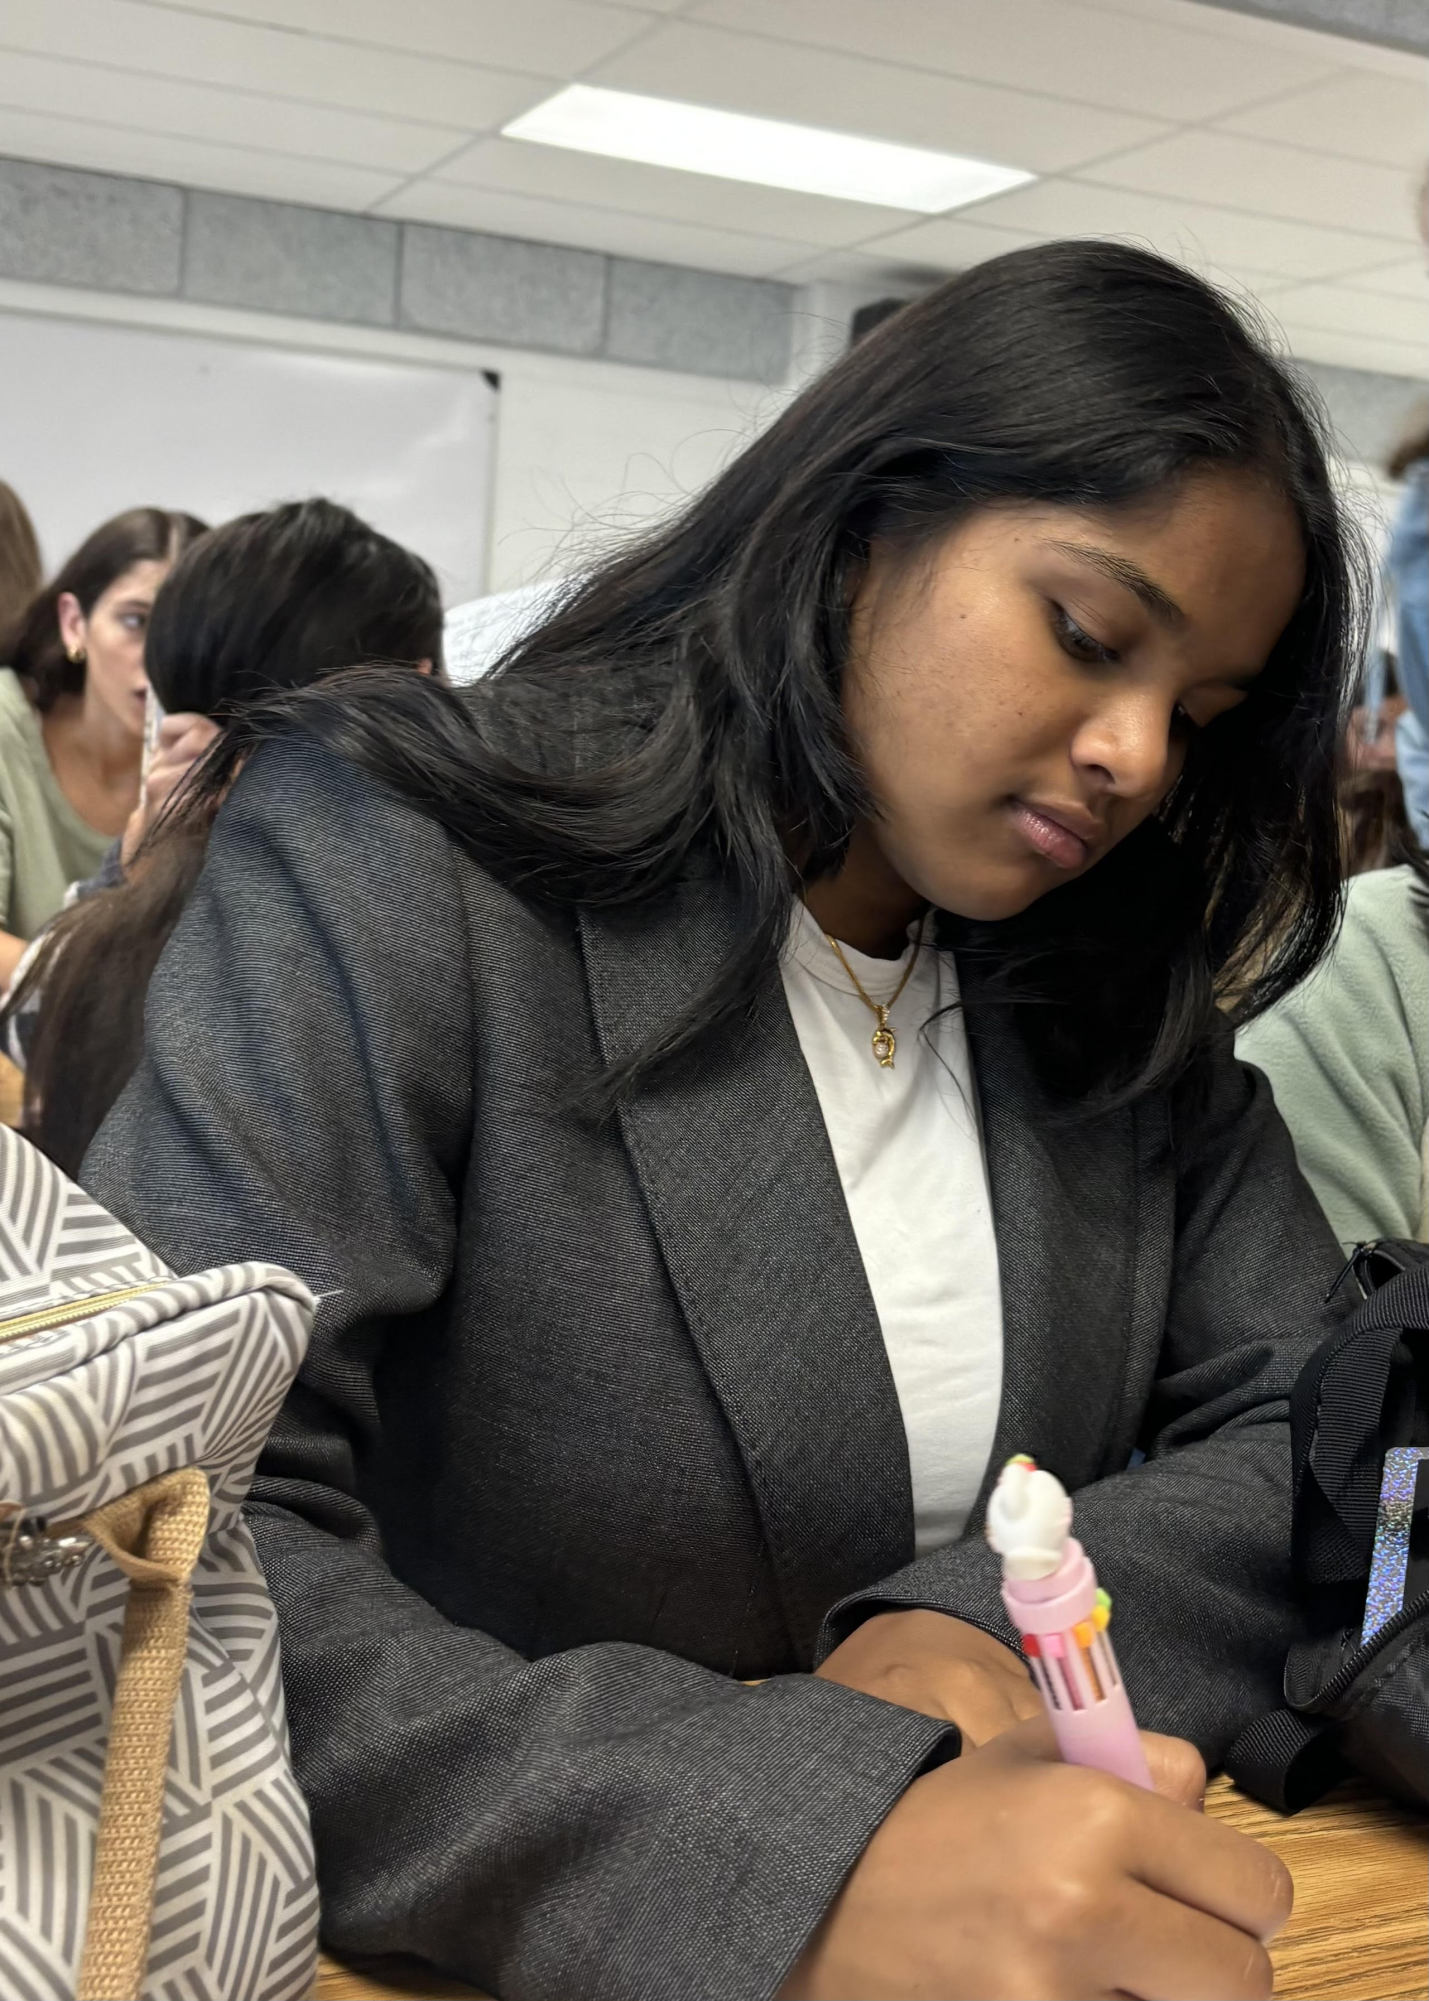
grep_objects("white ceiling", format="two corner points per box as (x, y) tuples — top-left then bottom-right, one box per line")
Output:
(0, 0), (1424, 376)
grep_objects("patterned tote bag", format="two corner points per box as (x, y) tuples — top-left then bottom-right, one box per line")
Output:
(0, 1126), (319, 2001)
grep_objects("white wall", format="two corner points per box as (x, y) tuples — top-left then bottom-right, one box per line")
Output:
(0, 305), (497, 605)
(486, 357), (785, 594)
(0, 276), (790, 607)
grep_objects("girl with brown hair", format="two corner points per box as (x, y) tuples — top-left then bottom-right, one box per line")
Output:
(6, 496), (442, 1176)
(0, 481), (42, 640)
(0, 506), (206, 981)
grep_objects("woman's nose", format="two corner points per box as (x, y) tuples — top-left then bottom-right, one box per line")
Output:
(1071, 700), (1179, 802)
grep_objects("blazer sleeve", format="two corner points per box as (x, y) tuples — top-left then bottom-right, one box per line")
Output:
(821, 1020), (1349, 1766)
(82, 735), (954, 2001)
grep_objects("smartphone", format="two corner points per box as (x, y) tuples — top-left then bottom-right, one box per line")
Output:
(141, 685), (165, 785)
(1362, 1446), (1429, 1644)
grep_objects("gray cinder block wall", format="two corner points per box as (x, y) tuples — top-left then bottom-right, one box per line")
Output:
(1192, 0), (1429, 56)
(0, 153), (1420, 456)
(0, 156), (796, 386)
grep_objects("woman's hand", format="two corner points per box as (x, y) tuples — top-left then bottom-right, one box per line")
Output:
(121, 712), (220, 867)
(780, 1718), (1289, 2001)
(817, 1608), (1042, 1746)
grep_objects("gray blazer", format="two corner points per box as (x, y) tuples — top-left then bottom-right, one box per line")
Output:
(84, 713), (1348, 2001)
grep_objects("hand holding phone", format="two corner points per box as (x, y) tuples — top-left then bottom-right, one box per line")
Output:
(141, 685), (165, 785)
(123, 707), (221, 868)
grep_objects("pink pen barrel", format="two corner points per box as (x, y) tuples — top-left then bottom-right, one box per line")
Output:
(1003, 1539), (1153, 1792)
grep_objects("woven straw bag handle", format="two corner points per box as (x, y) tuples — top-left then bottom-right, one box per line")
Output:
(66, 1468), (211, 2001)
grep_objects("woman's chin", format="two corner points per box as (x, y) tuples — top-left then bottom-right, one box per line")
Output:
(922, 866), (1055, 925)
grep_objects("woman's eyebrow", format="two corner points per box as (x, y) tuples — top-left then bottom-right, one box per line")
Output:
(1044, 540), (1185, 627)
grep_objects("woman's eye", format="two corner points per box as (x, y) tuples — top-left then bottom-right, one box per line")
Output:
(1051, 605), (1118, 665)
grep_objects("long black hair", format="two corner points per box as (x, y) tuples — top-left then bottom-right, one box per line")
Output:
(7, 498), (443, 1175)
(188, 242), (1366, 1109)
(144, 497), (443, 715)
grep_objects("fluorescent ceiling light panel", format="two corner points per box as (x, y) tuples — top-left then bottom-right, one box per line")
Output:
(502, 85), (1035, 214)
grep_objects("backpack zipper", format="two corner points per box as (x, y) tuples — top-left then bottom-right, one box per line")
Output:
(1309, 1586), (1429, 1708)
(0, 1281), (170, 1583)
(0, 1283), (159, 1346)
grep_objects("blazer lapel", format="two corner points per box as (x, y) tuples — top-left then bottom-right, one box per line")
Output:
(579, 875), (914, 1662)
(962, 991), (1145, 1526)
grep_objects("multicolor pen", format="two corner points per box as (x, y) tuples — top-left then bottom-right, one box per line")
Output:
(985, 1454), (1153, 1790)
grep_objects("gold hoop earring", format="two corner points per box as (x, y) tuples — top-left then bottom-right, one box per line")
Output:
(65, 645), (86, 666)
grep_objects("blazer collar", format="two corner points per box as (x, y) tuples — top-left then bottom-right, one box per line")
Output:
(579, 877), (1145, 1650)
(579, 872), (914, 1662)
(961, 993), (1145, 1523)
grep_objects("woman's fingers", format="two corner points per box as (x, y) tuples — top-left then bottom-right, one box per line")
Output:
(974, 1723), (1289, 1953)
(144, 719), (221, 805)
(155, 710), (214, 749)
(1086, 1881), (1275, 2001)
(1139, 1730), (1207, 1809)
(1124, 1786), (1293, 1945)
(781, 1720), (1291, 2001)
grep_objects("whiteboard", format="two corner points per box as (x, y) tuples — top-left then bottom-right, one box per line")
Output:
(0, 310), (497, 606)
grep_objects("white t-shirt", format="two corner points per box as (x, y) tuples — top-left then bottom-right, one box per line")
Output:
(780, 902), (1004, 1557)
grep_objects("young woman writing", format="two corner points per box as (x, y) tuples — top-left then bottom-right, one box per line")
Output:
(86, 243), (1359, 2001)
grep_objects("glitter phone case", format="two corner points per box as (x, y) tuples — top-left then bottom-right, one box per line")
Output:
(1362, 1446), (1429, 1645)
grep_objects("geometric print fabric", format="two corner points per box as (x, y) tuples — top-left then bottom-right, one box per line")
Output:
(0, 1127), (318, 1999)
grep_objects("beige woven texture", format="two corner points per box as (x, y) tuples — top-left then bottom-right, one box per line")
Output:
(72, 1468), (210, 2001)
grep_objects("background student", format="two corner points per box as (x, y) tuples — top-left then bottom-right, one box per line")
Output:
(88, 243), (1356, 2001)
(1384, 417), (1428, 845)
(1238, 849), (1429, 1248)
(5, 496), (442, 1177)
(0, 481), (41, 642)
(0, 506), (205, 982)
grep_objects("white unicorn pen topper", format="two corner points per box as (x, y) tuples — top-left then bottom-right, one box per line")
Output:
(986, 1455), (1152, 1790)
(985, 1452), (1073, 1580)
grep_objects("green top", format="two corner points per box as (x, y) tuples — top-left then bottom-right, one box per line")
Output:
(0, 667), (113, 940)
(1237, 865), (1429, 1249)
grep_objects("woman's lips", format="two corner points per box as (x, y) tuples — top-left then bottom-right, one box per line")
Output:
(1009, 801), (1092, 870)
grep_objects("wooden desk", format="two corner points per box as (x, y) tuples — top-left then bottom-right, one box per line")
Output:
(1206, 1776), (1426, 2001)
(313, 1775), (1427, 2000)
(0, 1053), (24, 1130)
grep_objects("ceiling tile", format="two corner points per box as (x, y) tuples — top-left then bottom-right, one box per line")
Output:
(434, 137), (920, 248)
(0, 106), (403, 208)
(853, 212), (1051, 269)
(1214, 70), (1429, 170)
(687, 0), (1337, 122)
(860, 220), (1297, 339)
(1080, 130), (1421, 242)
(1264, 281), (1428, 349)
(377, 178), (813, 277)
(1074, 0), (1429, 78)
(0, 0), (546, 129)
(0, 48), (468, 173)
(143, 0), (652, 72)
(586, 20), (1172, 174)
(963, 174), (1415, 279)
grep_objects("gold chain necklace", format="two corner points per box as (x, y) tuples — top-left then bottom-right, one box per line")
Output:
(823, 915), (927, 1069)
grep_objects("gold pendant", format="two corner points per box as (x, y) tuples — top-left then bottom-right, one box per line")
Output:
(871, 1006), (896, 1068)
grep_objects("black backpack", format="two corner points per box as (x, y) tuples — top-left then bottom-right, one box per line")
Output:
(1227, 1241), (1429, 1813)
